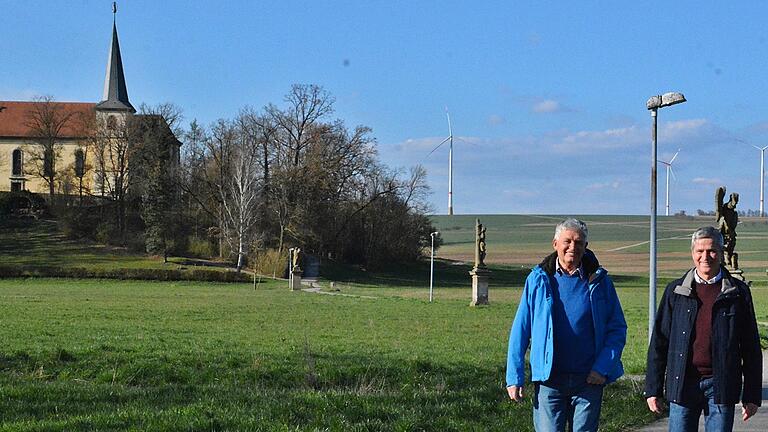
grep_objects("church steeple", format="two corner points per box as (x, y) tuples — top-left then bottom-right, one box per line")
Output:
(95, 3), (135, 113)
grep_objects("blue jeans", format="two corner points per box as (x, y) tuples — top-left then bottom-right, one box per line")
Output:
(669, 377), (735, 432)
(533, 373), (604, 432)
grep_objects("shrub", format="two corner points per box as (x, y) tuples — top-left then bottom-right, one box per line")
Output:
(252, 249), (286, 278)
(0, 191), (48, 218)
(0, 265), (251, 283)
(187, 237), (215, 258)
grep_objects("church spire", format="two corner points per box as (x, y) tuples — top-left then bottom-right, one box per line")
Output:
(96, 2), (135, 113)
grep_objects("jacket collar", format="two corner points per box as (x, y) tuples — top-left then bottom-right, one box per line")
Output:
(673, 266), (737, 297)
(540, 248), (600, 281)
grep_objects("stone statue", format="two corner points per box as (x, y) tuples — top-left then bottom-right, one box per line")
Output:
(470, 218), (491, 306)
(292, 248), (302, 270)
(475, 218), (487, 269)
(715, 186), (739, 269)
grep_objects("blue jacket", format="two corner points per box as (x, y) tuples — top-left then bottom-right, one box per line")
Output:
(644, 268), (762, 406)
(506, 250), (627, 387)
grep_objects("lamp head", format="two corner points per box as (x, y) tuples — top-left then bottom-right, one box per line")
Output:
(647, 92), (686, 110)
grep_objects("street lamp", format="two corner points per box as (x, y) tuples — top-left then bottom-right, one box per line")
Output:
(429, 231), (439, 302)
(288, 247), (295, 289)
(646, 92), (686, 342)
(754, 145), (768, 217)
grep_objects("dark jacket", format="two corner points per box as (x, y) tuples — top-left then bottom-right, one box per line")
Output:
(644, 267), (762, 406)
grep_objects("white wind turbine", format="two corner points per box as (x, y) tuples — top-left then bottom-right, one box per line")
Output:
(754, 144), (768, 217)
(428, 109), (455, 215)
(659, 149), (680, 216)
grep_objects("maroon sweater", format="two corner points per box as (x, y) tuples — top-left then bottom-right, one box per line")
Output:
(692, 281), (720, 377)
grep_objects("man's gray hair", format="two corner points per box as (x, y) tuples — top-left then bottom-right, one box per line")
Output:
(554, 218), (588, 242)
(691, 226), (724, 251)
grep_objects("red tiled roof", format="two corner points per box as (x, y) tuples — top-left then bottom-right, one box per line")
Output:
(0, 101), (96, 139)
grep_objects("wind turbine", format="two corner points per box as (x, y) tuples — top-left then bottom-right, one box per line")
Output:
(428, 109), (455, 215)
(659, 149), (680, 216)
(754, 144), (768, 217)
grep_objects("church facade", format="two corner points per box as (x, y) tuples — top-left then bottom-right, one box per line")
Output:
(0, 12), (179, 198)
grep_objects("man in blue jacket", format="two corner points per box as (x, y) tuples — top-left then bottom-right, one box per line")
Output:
(645, 226), (761, 431)
(506, 218), (627, 432)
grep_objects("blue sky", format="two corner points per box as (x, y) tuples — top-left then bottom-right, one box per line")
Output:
(3, 1), (768, 215)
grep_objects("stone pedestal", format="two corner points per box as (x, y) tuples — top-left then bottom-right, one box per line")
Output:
(727, 254), (747, 283)
(729, 267), (746, 283)
(291, 267), (303, 291)
(469, 266), (491, 306)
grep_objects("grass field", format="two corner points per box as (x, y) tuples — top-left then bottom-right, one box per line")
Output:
(1, 216), (767, 430)
(0, 278), (654, 431)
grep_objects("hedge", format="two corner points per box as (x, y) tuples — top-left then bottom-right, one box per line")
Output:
(0, 265), (252, 282)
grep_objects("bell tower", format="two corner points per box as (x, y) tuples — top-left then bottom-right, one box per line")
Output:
(95, 2), (135, 128)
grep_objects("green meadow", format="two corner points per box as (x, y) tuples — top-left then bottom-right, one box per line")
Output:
(1, 215), (767, 430)
(0, 279), (652, 431)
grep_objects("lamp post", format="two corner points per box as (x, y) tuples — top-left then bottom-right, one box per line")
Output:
(288, 247), (294, 289)
(754, 145), (768, 217)
(646, 92), (686, 342)
(429, 231), (439, 302)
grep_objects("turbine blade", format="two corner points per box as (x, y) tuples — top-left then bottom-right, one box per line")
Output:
(427, 137), (451, 157)
(669, 149), (680, 164)
(445, 110), (453, 138)
(670, 166), (677, 182)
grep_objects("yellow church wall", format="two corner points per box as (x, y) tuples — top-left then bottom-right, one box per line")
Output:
(0, 138), (93, 195)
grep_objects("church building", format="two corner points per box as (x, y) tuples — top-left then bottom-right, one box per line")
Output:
(0, 8), (180, 198)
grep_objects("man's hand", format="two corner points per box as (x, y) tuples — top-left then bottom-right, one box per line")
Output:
(586, 370), (606, 385)
(742, 403), (758, 421)
(646, 396), (665, 414)
(507, 385), (524, 402)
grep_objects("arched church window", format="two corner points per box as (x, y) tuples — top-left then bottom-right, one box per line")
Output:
(74, 149), (85, 178)
(12, 149), (23, 176)
(107, 115), (117, 131)
(43, 150), (53, 178)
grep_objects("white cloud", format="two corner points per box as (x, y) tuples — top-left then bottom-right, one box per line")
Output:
(488, 114), (505, 126)
(692, 177), (722, 185)
(586, 181), (621, 191)
(660, 119), (708, 140)
(533, 99), (561, 113)
(551, 125), (643, 154)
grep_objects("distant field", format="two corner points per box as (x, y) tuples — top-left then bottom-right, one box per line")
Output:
(431, 214), (768, 280)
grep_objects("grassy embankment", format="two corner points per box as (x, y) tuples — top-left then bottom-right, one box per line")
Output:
(0, 219), (248, 282)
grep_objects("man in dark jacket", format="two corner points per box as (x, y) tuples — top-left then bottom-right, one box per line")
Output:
(645, 226), (761, 431)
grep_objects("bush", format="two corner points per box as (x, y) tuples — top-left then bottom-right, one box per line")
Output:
(252, 249), (287, 278)
(95, 222), (116, 244)
(0, 265), (251, 283)
(58, 206), (102, 239)
(187, 237), (215, 258)
(0, 191), (48, 218)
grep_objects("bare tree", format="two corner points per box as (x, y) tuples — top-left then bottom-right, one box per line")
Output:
(214, 117), (263, 270)
(86, 113), (133, 238)
(266, 84), (335, 167)
(23, 95), (76, 198)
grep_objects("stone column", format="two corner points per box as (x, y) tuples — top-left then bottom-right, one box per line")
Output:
(291, 267), (303, 291)
(469, 266), (491, 306)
